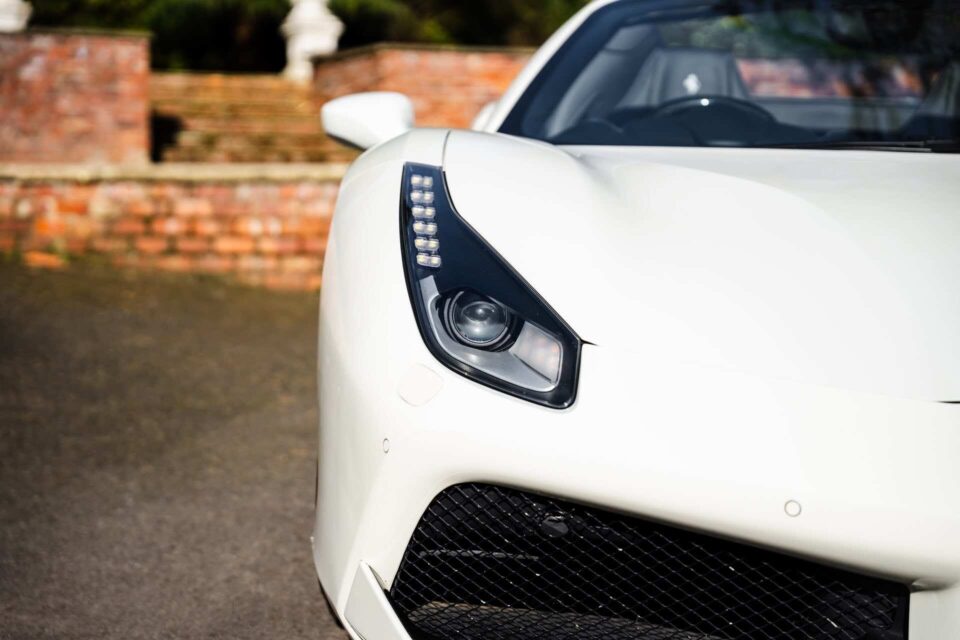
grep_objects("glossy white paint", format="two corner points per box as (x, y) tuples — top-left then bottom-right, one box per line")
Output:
(343, 564), (409, 640)
(321, 92), (414, 150)
(314, 3), (960, 638)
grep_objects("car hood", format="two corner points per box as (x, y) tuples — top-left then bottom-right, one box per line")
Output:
(443, 130), (960, 401)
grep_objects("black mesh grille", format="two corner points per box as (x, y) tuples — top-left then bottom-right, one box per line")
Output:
(389, 484), (909, 640)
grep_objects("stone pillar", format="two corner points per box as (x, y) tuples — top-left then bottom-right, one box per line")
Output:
(282, 0), (343, 83)
(0, 0), (31, 32)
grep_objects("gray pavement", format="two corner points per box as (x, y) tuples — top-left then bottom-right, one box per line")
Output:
(0, 260), (347, 640)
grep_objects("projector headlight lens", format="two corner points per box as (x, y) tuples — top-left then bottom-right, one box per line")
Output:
(400, 163), (581, 409)
(446, 292), (512, 348)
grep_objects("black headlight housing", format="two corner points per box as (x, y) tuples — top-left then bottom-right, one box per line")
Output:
(400, 162), (581, 409)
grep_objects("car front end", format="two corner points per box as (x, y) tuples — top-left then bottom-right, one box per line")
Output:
(314, 1), (960, 638)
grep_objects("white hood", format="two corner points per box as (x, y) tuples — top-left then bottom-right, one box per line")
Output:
(443, 130), (960, 401)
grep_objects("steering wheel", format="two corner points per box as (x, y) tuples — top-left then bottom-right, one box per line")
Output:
(650, 94), (775, 122)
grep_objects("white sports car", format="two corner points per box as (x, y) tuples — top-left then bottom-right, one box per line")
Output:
(313, 1), (960, 638)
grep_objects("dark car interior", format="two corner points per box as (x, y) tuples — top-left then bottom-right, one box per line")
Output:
(502, 0), (960, 150)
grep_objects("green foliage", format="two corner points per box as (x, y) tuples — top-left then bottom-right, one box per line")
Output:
(31, 0), (590, 71)
(32, 0), (289, 71)
(31, 0), (151, 29)
(329, 0), (589, 48)
(143, 0), (289, 71)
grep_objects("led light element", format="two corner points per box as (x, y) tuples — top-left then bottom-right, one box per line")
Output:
(412, 221), (438, 236)
(414, 237), (440, 252)
(412, 206), (436, 220)
(416, 253), (442, 268)
(411, 175), (424, 187)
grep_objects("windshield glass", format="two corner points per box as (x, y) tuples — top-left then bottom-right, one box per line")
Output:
(500, 0), (960, 150)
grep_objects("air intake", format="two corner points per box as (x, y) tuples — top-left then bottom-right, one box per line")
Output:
(389, 484), (909, 640)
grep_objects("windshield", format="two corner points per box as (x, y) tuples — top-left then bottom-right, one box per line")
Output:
(500, 0), (960, 150)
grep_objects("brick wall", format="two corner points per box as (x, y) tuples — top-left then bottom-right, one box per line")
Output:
(314, 44), (533, 128)
(0, 29), (150, 165)
(0, 165), (345, 290)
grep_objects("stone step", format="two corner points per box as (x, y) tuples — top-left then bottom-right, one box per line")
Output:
(153, 102), (320, 120)
(175, 130), (334, 147)
(170, 117), (324, 136)
(151, 88), (316, 103)
(162, 145), (356, 163)
(149, 72), (349, 164)
(150, 73), (302, 92)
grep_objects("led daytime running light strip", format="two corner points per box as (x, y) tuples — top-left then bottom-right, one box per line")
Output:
(410, 173), (441, 268)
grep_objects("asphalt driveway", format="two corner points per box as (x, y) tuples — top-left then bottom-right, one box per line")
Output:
(0, 260), (346, 639)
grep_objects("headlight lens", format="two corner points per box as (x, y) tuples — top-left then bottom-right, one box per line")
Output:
(446, 292), (512, 348)
(400, 163), (581, 409)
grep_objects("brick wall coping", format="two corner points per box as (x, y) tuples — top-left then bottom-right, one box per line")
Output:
(312, 41), (536, 65)
(23, 26), (152, 39)
(0, 163), (349, 184)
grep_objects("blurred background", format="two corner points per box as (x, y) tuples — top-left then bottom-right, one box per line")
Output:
(0, 0), (587, 289)
(2, 3), (594, 639)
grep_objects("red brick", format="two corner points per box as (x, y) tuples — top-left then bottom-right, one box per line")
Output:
(192, 218), (222, 237)
(213, 236), (255, 254)
(135, 236), (169, 254)
(64, 237), (90, 254)
(113, 217), (146, 236)
(32, 217), (66, 237)
(63, 215), (98, 240)
(125, 199), (156, 216)
(173, 198), (214, 217)
(296, 216), (330, 236)
(151, 217), (187, 236)
(91, 237), (130, 253)
(0, 219), (29, 234)
(175, 236), (210, 254)
(257, 236), (300, 255)
(24, 251), (66, 270)
(302, 237), (327, 255)
(234, 217), (267, 236)
(57, 199), (89, 215)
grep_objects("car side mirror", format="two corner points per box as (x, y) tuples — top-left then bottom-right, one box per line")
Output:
(321, 92), (415, 151)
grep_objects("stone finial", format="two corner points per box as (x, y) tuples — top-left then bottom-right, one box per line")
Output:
(0, 0), (31, 33)
(282, 0), (343, 83)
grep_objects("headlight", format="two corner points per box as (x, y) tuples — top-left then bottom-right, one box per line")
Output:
(400, 163), (581, 409)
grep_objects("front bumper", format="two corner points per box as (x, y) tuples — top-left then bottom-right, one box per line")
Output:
(314, 304), (960, 639)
